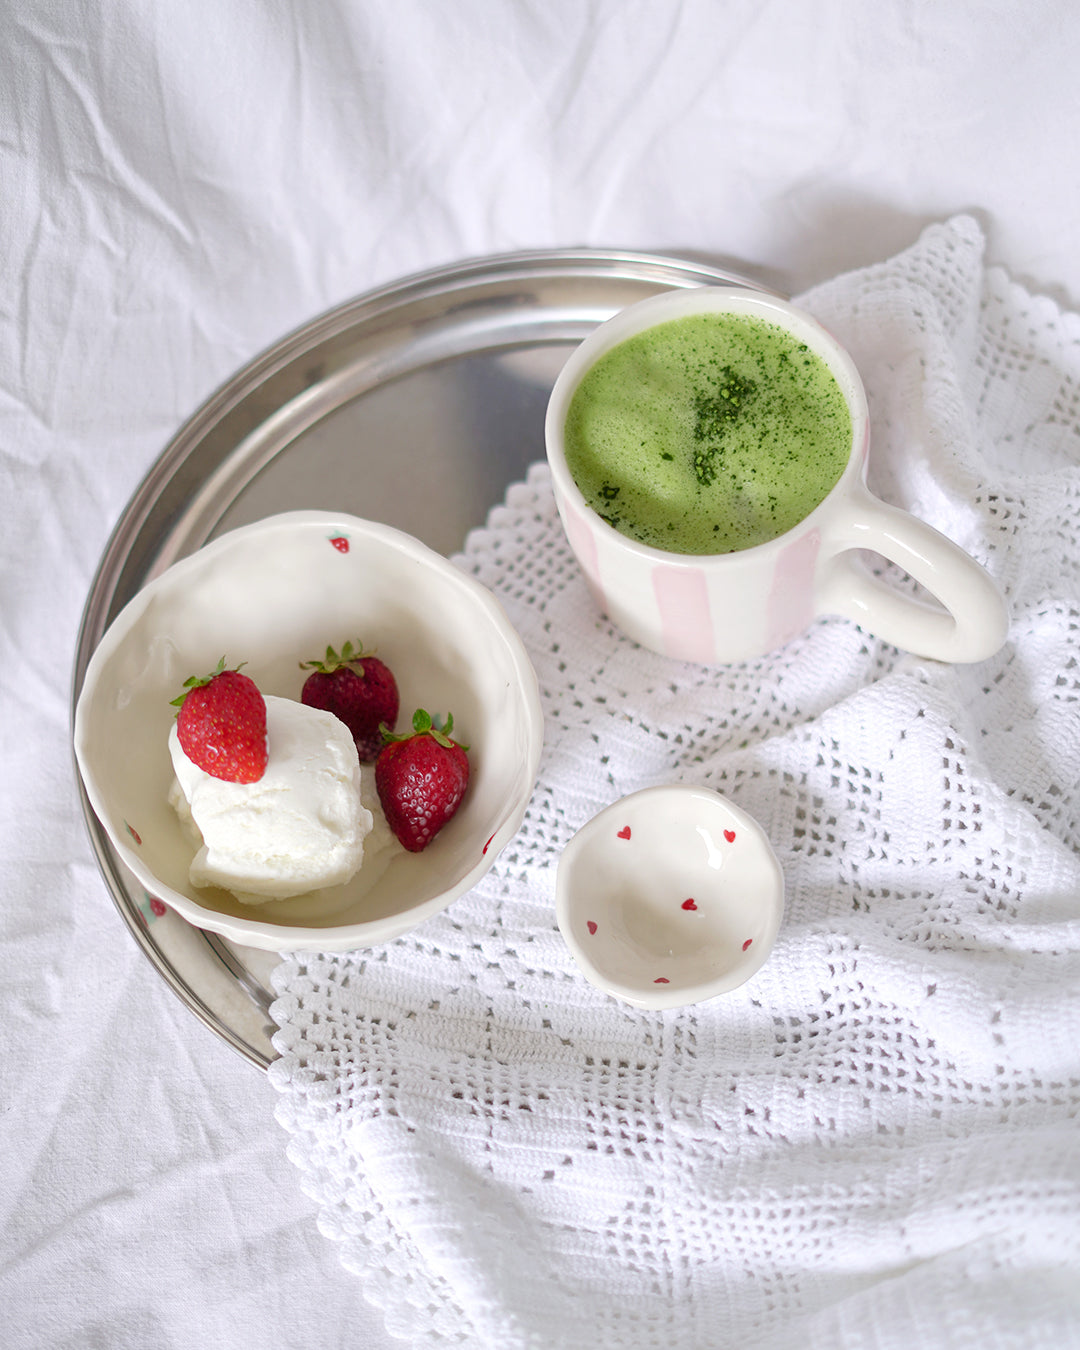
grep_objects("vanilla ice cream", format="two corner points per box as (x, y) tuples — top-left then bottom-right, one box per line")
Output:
(168, 694), (375, 905)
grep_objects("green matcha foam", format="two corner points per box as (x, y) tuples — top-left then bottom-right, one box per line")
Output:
(564, 310), (852, 554)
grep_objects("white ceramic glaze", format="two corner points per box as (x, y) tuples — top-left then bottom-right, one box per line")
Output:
(545, 286), (1010, 665)
(74, 511), (544, 952)
(556, 785), (784, 1009)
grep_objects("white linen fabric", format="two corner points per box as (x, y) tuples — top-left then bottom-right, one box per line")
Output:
(270, 217), (1080, 1347)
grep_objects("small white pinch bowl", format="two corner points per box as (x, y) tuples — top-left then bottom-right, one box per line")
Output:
(556, 785), (784, 1009)
(74, 510), (544, 952)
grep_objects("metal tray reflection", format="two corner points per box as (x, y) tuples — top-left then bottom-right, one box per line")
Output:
(72, 249), (770, 1069)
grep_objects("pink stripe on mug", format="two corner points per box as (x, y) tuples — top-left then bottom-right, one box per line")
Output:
(562, 496), (607, 614)
(767, 529), (820, 652)
(653, 565), (715, 664)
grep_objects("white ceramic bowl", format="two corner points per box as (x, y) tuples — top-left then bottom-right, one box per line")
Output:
(556, 785), (784, 1009)
(74, 510), (544, 952)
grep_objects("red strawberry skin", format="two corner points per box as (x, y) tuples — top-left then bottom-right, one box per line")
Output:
(177, 669), (267, 783)
(375, 719), (470, 853)
(300, 648), (399, 762)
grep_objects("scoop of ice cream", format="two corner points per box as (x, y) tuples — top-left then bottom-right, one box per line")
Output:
(168, 694), (373, 904)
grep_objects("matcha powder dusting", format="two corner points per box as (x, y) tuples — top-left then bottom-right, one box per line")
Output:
(691, 366), (757, 487)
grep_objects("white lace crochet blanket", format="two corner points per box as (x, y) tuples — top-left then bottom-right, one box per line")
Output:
(270, 218), (1080, 1348)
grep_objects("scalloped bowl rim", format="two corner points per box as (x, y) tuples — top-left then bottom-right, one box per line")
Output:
(74, 510), (545, 952)
(556, 784), (784, 1009)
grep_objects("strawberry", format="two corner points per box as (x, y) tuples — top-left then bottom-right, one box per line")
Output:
(375, 709), (470, 853)
(171, 658), (267, 783)
(299, 640), (399, 761)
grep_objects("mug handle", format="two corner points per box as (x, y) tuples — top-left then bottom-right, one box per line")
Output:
(815, 483), (1009, 663)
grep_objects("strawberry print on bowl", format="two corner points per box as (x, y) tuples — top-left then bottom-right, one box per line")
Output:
(555, 784), (784, 1010)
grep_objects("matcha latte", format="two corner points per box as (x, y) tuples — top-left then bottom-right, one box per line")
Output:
(563, 310), (852, 554)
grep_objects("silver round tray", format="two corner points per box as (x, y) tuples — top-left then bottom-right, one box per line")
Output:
(72, 249), (769, 1070)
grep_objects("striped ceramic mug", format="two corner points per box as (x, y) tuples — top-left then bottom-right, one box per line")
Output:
(544, 286), (1008, 666)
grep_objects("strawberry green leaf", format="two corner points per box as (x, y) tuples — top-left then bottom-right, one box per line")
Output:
(171, 657), (239, 708)
(298, 639), (373, 675)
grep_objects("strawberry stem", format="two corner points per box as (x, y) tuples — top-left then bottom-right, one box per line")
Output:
(380, 709), (468, 751)
(170, 657), (243, 708)
(298, 639), (372, 675)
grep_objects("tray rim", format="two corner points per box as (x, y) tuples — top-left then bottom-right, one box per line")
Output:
(70, 245), (772, 1072)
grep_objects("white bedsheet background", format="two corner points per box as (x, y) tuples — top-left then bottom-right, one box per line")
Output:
(3, 3), (1079, 1347)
